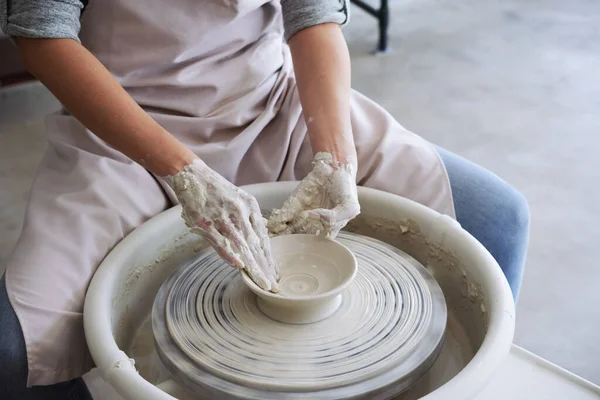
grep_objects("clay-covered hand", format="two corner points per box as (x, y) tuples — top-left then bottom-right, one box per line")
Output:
(166, 159), (278, 292)
(268, 152), (360, 238)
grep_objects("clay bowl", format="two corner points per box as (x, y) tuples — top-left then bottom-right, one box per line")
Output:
(241, 234), (357, 324)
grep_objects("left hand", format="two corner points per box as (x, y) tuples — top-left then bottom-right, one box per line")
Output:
(267, 152), (360, 238)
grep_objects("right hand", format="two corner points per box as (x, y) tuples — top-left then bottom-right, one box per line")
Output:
(167, 159), (279, 292)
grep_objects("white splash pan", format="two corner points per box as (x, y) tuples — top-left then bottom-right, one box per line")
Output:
(84, 182), (515, 400)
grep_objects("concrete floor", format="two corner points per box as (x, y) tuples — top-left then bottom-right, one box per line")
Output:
(1, 0), (599, 386)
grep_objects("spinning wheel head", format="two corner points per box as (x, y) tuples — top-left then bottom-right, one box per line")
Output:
(152, 232), (447, 399)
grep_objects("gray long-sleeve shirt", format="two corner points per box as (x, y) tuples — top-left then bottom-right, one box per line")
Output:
(1, 0), (348, 43)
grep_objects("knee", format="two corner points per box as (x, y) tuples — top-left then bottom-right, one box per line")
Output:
(0, 279), (28, 387)
(501, 186), (530, 237)
(0, 345), (27, 391)
(489, 187), (529, 301)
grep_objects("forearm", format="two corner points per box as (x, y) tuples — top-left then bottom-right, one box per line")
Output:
(15, 38), (196, 176)
(289, 23), (355, 163)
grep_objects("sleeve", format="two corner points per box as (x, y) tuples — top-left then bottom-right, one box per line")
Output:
(281, 0), (350, 41)
(1, 0), (84, 42)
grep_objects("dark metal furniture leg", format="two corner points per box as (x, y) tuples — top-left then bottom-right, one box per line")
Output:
(378, 0), (389, 52)
(351, 0), (391, 53)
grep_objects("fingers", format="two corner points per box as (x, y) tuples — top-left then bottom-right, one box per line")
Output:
(268, 202), (360, 238)
(215, 218), (274, 292)
(310, 199), (360, 225)
(266, 208), (292, 235)
(196, 224), (244, 268)
(242, 196), (279, 291)
(249, 211), (279, 291)
(195, 215), (273, 291)
(266, 177), (316, 235)
(332, 199), (361, 222)
(218, 193), (279, 292)
(288, 210), (326, 235)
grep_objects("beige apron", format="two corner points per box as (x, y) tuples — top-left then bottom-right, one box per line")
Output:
(5, 0), (455, 387)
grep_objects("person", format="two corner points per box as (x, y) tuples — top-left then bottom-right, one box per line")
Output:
(0, 0), (529, 398)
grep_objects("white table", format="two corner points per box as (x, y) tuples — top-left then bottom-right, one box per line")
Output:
(476, 345), (600, 399)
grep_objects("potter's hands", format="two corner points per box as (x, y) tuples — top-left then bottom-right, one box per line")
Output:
(268, 152), (360, 238)
(167, 159), (278, 292)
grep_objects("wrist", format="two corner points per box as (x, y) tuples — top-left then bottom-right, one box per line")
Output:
(160, 152), (206, 190)
(312, 143), (357, 168)
(308, 125), (356, 165)
(312, 152), (358, 181)
(157, 146), (199, 177)
(311, 142), (356, 165)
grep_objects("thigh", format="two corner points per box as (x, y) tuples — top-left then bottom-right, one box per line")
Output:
(349, 91), (455, 217)
(5, 114), (171, 385)
(0, 274), (28, 395)
(436, 147), (530, 299)
(0, 275), (92, 400)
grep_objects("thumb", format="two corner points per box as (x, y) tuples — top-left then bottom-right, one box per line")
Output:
(309, 200), (360, 225)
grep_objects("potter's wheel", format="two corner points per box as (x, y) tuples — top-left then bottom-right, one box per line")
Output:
(152, 232), (447, 399)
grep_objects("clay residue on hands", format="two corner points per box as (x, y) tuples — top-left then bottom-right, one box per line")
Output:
(267, 152), (360, 238)
(167, 159), (279, 292)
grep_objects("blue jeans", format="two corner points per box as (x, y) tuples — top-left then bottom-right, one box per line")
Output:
(0, 275), (92, 400)
(0, 149), (528, 399)
(437, 147), (529, 299)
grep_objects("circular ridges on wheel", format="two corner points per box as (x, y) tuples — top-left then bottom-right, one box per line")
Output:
(153, 232), (446, 399)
